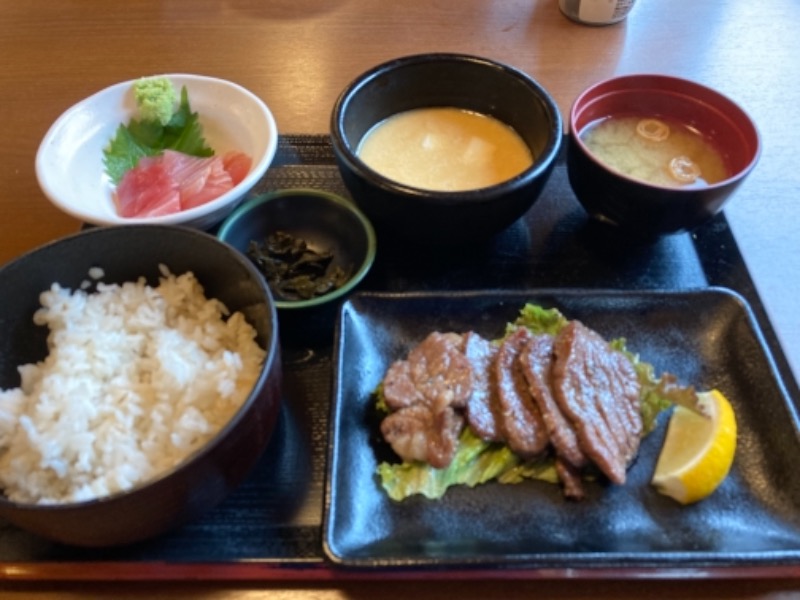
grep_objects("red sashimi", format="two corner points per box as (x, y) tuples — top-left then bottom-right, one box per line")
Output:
(114, 158), (181, 218)
(222, 151), (253, 186)
(114, 150), (253, 218)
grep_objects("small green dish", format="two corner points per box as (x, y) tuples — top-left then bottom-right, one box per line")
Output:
(217, 188), (376, 311)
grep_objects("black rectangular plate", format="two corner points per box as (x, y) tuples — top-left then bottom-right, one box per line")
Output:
(325, 288), (800, 570)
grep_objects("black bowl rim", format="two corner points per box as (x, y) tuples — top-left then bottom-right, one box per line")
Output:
(0, 224), (281, 512)
(217, 188), (378, 310)
(330, 52), (564, 203)
(568, 73), (762, 192)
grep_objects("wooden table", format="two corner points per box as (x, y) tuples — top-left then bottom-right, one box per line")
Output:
(2, 1), (800, 597)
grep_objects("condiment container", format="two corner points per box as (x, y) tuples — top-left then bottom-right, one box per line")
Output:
(558, 0), (636, 25)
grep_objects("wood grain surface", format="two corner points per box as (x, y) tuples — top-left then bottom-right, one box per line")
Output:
(1, 1), (799, 597)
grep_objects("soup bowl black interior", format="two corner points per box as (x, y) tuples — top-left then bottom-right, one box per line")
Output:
(330, 53), (563, 246)
(0, 225), (282, 547)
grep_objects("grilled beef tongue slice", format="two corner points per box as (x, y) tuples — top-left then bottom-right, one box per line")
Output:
(382, 332), (472, 412)
(380, 404), (465, 469)
(519, 333), (588, 469)
(494, 327), (550, 458)
(462, 331), (504, 442)
(551, 320), (642, 485)
(555, 457), (586, 500)
(380, 331), (473, 469)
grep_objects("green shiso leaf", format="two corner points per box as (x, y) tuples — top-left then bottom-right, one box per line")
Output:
(161, 86), (214, 157)
(375, 303), (682, 501)
(102, 125), (151, 185)
(103, 83), (214, 184)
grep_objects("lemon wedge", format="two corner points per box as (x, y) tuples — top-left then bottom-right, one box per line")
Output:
(651, 389), (737, 504)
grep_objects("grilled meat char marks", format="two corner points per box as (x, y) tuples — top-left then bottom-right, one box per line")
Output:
(518, 333), (587, 469)
(462, 332), (503, 442)
(380, 403), (464, 469)
(379, 318), (643, 493)
(383, 332), (471, 412)
(494, 328), (550, 458)
(551, 321), (642, 485)
(381, 332), (471, 468)
(554, 457), (586, 501)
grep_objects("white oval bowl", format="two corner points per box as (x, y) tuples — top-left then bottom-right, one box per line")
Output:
(35, 74), (278, 230)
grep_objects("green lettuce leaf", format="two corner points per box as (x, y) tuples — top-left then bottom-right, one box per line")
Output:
(509, 303), (569, 336)
(612, 340), (692, 434)
(378, 428), (538, 501)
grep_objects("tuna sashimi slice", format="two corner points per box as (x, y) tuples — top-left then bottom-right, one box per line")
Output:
(114, 149), (253, 219)
(160, 150), (215, 201)
(115, 160), (181, 218)
(180, 157), (234, 210)
(222, 151), (253, 186)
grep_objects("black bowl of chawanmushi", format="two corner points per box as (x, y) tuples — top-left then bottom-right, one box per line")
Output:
(330, 53), (563, 246)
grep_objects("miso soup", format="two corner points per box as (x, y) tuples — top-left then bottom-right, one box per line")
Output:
(357, 107), (534, 192)
(580, 115), (729, 188)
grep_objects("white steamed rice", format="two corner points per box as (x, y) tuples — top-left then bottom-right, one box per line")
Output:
(0, 266), (265, 505)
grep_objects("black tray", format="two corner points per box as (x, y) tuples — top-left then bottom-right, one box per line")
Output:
(1, 135), (798, 581)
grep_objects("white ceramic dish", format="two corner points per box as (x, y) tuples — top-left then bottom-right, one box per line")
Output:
(35, 74), (278, 230)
